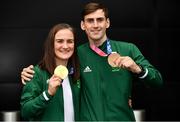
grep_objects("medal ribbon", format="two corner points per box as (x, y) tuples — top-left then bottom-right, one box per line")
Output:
(90, 39), (112, 57)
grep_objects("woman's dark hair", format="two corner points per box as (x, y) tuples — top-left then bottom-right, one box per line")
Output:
(38, 23), (80, 81)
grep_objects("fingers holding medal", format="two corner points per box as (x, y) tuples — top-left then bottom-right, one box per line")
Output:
(47, 65), (68, 96)
(108, 52), (139, 73)
(108, 52), (121, 67)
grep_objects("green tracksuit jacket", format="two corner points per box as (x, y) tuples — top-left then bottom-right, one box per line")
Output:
(77, 40), (163, 121)
(20, 65), (80, 121)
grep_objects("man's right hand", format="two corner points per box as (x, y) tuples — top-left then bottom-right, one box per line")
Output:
(21, 65), (34, 85)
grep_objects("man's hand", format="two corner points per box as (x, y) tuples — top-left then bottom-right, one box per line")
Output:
(128, 98), (132, 108)
(114, 56), (142, 74)
(21, 65), (34, 85)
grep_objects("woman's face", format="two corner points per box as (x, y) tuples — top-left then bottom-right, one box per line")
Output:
(54, 29), (74, 62)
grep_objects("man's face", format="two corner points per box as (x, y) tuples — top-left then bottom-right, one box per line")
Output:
(81, 9), (110, 42)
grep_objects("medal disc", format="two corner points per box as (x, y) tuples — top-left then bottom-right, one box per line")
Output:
(108, 52), (121, 67)
(54, 65), (68, 79)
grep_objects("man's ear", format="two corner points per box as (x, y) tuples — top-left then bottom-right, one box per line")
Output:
(106, 18), (110, 29)
(81, 21), (85, 30)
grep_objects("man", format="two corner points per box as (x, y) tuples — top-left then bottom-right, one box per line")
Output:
(21, 2), (163, 121)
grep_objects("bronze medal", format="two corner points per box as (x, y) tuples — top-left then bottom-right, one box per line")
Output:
(108, 52), (121, 67)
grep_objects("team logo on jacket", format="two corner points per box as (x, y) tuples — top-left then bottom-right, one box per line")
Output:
(83, 66), (92, 72)
(111, 67), (120, 72)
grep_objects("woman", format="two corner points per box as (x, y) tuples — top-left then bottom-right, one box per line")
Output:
(20, 23), (80, 121)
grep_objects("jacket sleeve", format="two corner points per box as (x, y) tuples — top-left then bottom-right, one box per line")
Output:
(130, 43), (163, 87)
(20, 66), (52, 120)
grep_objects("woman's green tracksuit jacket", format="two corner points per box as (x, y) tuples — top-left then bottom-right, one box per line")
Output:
(20, 65), (80, 121)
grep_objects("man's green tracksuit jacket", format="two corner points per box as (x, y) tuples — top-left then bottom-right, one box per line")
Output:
(77, 40), (163, 121)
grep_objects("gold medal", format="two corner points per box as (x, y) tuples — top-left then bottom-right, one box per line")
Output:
(108, 52), (121, 67)
(54, 65), (68, 79)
